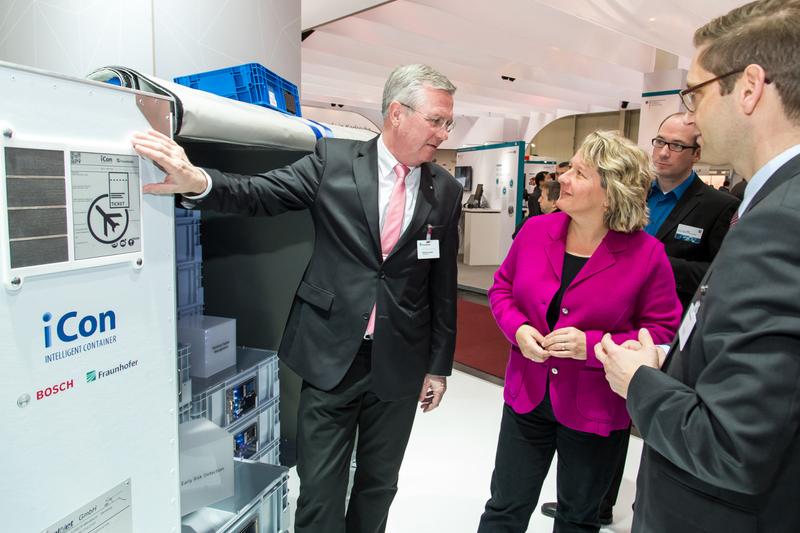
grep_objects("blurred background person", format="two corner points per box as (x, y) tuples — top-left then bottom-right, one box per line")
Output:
(514, 171), (550, 238)
(527, 171), (548, 217)
(730, 175), (748, 199)
(523, 171), (547, 217)
(478, 130), (681, 533)
(538, 180), (561, 214)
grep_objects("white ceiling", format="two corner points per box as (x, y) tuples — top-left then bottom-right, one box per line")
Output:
(301, 0), (747, 127)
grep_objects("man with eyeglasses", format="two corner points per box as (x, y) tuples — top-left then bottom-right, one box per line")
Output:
(134, 64), (462, 533)
(645, 113), (740, 310)
(539, 111), (739, 526)
(595, 1), (800, 532)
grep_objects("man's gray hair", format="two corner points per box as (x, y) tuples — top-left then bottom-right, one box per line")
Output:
(381, 64), (456, 119)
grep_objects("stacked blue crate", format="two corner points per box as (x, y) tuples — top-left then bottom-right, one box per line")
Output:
(174, 62), (302, 117)
(175, 208), (202, 421)
(175, 208), (204, 319)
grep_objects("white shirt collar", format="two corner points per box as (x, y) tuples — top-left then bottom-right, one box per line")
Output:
(739, 144), (800, 216)
(377, 135), (419, 182)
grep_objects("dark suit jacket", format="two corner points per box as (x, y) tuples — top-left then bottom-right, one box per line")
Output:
(629, 153), (800, 533)
(654, 174), (740, 309)
(195, 137), (463, 400)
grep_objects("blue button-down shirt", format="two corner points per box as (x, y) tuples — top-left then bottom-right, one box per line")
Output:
(645, 172), (697, 236)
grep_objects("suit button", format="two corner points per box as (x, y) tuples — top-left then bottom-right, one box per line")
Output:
(379, 272), (386, 279)
(551, 368), (558, 375)
(561, 307), (569, 315)
(361, 313), (369, 320)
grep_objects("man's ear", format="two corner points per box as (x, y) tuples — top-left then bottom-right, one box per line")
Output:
(387, 101), (404, 128)
(739, 63), (768, 116)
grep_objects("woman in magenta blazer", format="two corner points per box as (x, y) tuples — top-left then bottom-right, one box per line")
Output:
(478, 131), (682, 533)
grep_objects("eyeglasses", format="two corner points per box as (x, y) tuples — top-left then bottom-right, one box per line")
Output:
(399, 102), (455, 133)
(679, 68), (744, 112)
(651, 138), (698, 153)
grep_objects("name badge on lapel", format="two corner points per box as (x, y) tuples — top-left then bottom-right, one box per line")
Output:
(417, 224), (440, 260)
(675, 224), (703, 244)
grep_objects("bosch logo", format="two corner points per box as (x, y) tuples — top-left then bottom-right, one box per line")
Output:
(43, 309), (116, 348)
(36, 379), (74, 401)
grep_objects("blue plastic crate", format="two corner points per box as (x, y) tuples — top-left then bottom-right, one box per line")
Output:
(175, 207), (201, 220)
(177, 260), (204, 309)
(177, 303), (204, 320)
(174, 63), (301, 116)
(175, 218), (202, 265)
(278, 77), (301, 117)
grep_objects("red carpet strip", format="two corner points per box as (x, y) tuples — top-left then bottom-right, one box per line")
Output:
(454, 298), (510, 379)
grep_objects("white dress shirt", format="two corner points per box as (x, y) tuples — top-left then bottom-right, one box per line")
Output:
(737, 143), (800, 218)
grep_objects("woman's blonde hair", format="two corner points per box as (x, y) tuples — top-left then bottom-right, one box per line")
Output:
(577, 130), (653, 232)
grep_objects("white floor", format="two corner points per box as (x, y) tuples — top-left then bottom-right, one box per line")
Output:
(287, 369), (642, 532)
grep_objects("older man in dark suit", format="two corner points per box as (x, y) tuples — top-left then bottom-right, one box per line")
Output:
(134, 64), (462, 533)
(596, 1), (800, 531)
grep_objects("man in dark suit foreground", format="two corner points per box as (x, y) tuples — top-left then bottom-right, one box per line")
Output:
(596, 1), (800, 531)
(134, 64), (462, 533)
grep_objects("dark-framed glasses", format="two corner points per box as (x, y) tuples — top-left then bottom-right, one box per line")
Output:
(651, 138), (698, 153)
(399, 102), (455, 133)
(679, 68), (745, 112)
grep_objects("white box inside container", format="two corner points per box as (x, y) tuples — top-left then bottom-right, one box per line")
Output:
(178, 315), (236, 378)
(179, 419), (235, 516)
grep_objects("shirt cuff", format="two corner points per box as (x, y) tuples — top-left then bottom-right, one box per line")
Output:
(182, 168), (212, 200)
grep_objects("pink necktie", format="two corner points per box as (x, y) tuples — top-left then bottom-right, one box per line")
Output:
(365, 163), (410, 336)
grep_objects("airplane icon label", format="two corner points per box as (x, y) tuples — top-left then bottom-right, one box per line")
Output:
(87, 194), (129, 243)
(70, 151), (141, 260)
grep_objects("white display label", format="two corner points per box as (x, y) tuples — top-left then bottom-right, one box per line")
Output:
(70, 151), (141, 259)
(41, 478), (132, 533)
